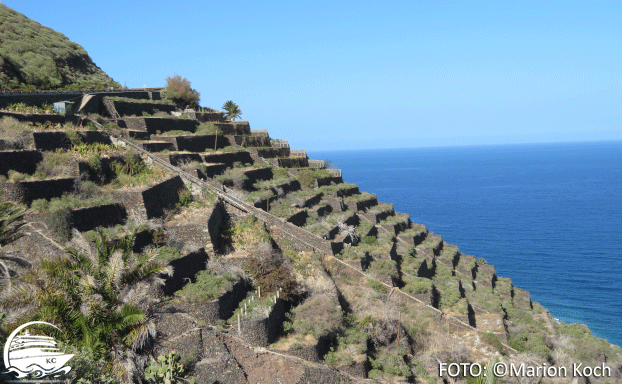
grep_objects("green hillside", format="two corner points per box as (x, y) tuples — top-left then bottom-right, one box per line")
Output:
(0, 4), (119, 91)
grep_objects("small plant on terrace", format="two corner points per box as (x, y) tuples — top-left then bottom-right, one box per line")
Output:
(222, 100), (242, 121)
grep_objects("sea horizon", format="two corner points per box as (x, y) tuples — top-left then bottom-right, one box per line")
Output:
(306, 138), (622, 153)
(309, 140), (622, 347)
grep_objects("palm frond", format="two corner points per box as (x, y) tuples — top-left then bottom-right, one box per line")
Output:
(0, 202), (27, 247)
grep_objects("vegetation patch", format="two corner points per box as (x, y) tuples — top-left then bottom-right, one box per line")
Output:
(175, 270), (238, 302)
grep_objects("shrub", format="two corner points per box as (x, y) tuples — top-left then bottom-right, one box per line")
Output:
(175, 270), (237, 302)
(369, 352), (412, 378)
(45, 206), (72, 242)
(292, 295), (342, 338)
(163, 75), (200, 108)
(7, 170), (26, 182)
(35, 150), (73, 178)
(365, 279), (387, 294)
(156, 246), (181, 263)
(61, 346), (120, 384)
(65, 130), (83, 146)
(272, 168), (289, 179)
(0, 116), (31, 149)
(402, 276), (432, 295)
(368, 259), (398, 277)
(508, 332), (551, 358)
(176, 188), (193, 207)
(360, 236), (378, 246)
(244, 242), (296, 299)
(482, 332), (504, 354)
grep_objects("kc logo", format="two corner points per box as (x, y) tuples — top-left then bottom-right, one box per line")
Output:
(2, 321), (73, 380)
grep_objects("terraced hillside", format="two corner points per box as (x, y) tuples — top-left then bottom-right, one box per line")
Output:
(0, 94), (621, 384)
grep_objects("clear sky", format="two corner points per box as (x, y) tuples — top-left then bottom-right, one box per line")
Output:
(4, 0), (621, 150)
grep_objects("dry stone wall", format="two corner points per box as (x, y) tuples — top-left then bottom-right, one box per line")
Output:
(110, 100), (176, 117)
(239, 299), (286, 347)
(70, 203), (127, 232)
(141, 176), (185, 218)
(0, 177), (77, 205)
(0, 150), (42, 176)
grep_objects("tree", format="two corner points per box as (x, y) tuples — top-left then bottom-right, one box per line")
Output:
(0, 202), (28, 294)
(222, 100), (242, 121)
(1, 229), (169, 382)
(163, 75), (200, 108)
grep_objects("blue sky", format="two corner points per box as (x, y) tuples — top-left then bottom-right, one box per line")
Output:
(5, 0), (621, 150)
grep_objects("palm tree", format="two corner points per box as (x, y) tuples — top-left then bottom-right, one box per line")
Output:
(1, 229), (169, 382)
(222, 100), (242, 121)
(0, 202), (28, 294)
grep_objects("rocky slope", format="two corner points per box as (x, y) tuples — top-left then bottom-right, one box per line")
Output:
(0, 4), (118, 91)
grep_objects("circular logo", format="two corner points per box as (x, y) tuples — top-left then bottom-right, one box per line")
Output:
(3, 321), (73, 379)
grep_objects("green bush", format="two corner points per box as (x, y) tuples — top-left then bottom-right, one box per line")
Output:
(176, 188), (193, 207)
(272, 168), (289, 179)
(45, 207), (71, 242)
(482, 332), (504, 354)
(508, 332), (551, 358)
(369, 352), (412, 378)
(402, 276), (432, 295)
(175, 271), (237, 302)
(368, 259), (398, 277)
(163, 75), (200, 108)
(156, 246), (181, 263)
(360, 236), (378, 246)
(61, 346), (120, 384)
(365, 280), (387, 294)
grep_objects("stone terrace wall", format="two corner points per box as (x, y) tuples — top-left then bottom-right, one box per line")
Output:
(71, 203), (127, 232)
(0, 177), (77, 205)
(196, 111), (225, 122)
(203, 152), (254, 167)
(214, 121), (251, 135)
(233, 135), (271, 147)
(120, 117), (197, 134)
(0, 90), (154, 109)
(141, 176), (186, 218)
(0, 150), (42, 176)
(162, 249), (209, 295)
(110, 100), (176, 117)
(173, 135), (231, 152)
(0, 111), (82, 126)
(239, 299), (286, 347)
(142, 118), (198, 135)
(32, 131), (112, 151)
(160, 277), (248, 324)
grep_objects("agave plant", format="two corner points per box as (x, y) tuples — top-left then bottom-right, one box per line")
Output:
(222, 100), (242, 121)
(1, 228), (170, 382)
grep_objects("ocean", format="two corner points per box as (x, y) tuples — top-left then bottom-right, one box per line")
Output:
(308, 141), (622, 347)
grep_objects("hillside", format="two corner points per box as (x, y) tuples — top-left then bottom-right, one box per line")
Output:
(0, 4), (119, 91)
(0, 93), (620, 384)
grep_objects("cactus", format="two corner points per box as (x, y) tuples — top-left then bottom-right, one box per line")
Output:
(145, 351), (194, 384)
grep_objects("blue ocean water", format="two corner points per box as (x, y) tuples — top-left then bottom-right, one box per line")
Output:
(309, 141), (622, 347)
